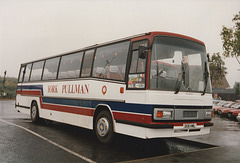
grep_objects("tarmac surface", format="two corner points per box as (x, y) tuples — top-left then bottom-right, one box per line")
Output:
(1, 100), (240, 162)
(127, 115), (240, 163)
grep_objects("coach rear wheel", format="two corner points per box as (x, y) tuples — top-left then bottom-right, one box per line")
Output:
(31, 102), (40, 123)
(95, 111), (114, 144)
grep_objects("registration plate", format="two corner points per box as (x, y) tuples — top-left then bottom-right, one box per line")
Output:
(184, 123), (197, 129)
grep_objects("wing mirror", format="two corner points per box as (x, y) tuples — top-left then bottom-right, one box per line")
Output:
(138, 46), (148, 59)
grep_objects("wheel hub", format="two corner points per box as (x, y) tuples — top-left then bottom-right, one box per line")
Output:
(32, 106), (36, 118)
(97, 117), (109, 137)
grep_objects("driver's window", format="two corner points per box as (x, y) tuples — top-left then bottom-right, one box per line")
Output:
(129, 51), (146, 73)
(128, 40), (148, 89)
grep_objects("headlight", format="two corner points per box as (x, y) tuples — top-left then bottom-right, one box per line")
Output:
(154, 108), (174, 120)
(205, 111), (213, 118)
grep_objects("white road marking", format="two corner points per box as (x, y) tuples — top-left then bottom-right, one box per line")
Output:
(0, 118), (96, 163)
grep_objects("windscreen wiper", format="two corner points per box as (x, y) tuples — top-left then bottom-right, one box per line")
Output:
(174, 79), (182, 94)
(202, 62), (209, 95)
(174, 62), (185, 94)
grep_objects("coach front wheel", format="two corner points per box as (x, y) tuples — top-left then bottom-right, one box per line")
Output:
(95, 111), (114, 144)
(31, 102), (40, 123)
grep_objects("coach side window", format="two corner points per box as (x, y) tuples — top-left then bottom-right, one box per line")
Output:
(30, 61), (44, 81)
(81, 49), (95, 77)
(18, 66), (25, 83)
(92, 41), (130, 81)
(58, 52), (83, 79)
(23, 63), (32, 82)
(42, 57), (60, 80)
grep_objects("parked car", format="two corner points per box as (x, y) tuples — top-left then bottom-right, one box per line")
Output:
(215, 102), (236, 114)
(213, 101), (227, 113)
(213, 99), (222, 106)
(227, 104), (240, 119)
(219, 103), (238, 116)
(236, 113), (240, 121)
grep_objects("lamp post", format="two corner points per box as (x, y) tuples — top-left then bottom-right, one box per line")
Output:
(2, 71), (7, 97)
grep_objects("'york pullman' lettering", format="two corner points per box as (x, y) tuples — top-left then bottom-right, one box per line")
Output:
(48, 85), (58, 93)
(62, 84), (89, 94)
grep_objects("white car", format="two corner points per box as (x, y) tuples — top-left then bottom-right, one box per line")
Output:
(236, 113), (240, 122)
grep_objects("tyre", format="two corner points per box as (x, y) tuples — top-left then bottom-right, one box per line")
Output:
(95, 110), (114, 144)
(31, 102), (40, 123)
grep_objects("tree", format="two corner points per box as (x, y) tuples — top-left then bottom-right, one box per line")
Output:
(220, 12), (240, 64)
(209, 53), (227, 87)
(233, 82), (240, 96)
(0, 76), (18, 98)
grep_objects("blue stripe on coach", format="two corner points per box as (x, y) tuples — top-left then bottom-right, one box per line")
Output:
(42, 97), (153, 115)
(17, 85), (44, 96)
(18, 85), (153, 114)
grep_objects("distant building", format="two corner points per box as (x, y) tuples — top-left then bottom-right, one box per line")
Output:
(212, 77), (238, 101)
(212, 76), (230, 89)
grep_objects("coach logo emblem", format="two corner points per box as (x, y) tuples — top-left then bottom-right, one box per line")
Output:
(102, 85), (107, 95)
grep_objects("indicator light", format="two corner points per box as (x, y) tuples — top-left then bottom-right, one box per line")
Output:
(154, 109), (174, 120)
(157, 111), (163, 118)
(120, 87), (124, 94)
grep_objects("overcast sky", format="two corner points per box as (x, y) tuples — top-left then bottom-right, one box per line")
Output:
(0, 0), (239, 87)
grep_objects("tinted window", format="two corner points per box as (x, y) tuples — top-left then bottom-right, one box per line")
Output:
(30, 61), (44, 81)
(18, 66), (25, 83)
(81, 50), (95, 77)
(42, 57), (60, 80)
(92, 41), (130, 81)
(58, 52), (83, 79)
(23, 63), (32, 82)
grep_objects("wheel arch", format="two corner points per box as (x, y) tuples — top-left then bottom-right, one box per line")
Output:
(31, 100), (40, 116)
(31, 100), (37, 107)
(93, 104), (115, 132)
